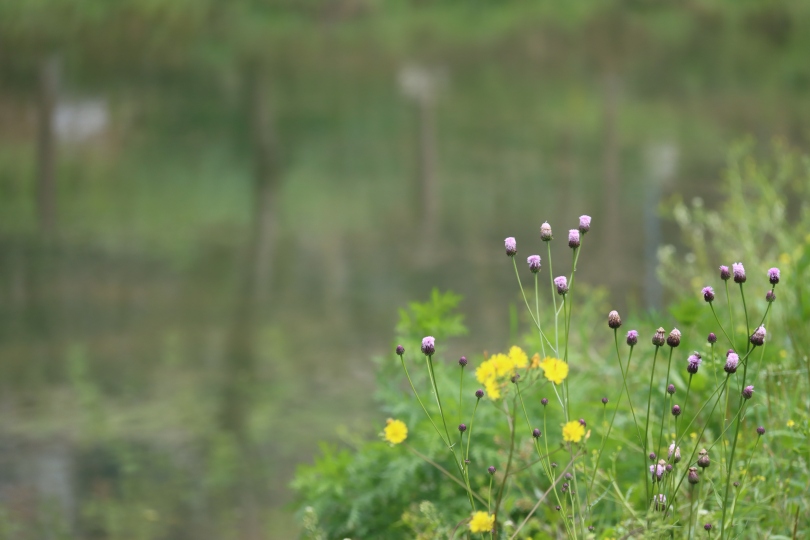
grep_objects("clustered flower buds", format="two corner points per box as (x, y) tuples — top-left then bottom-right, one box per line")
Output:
(719, 265), (730, 281)
(459, 356), (468, 367)
(396, 345), (405, 356)
(527, 255), (541, 273)
(554, 276), (569, 295)
(768, 267), (780, 285)
(626, 330), (639, 346)
(750, 325), (766, 346)
(697, 448), (710, 468)
(475, 389), (484, 399)
(708, 332), (717, 344)
(702, 286), (715, 302)
(742, 385), (754, 400)
(540, 222), (553, 242)
(667, 384), (676, 395)
(568, 229), (580, 248)
(766, 289), (775, 303)
(667, 328), (681, 348)
(421, 336), (435, 356)
(688, 467), (700, 485)
(532, 428), (541, 438)
(608, 310), (622, 329)
(650, 460), (667, 482)
(732, 262), (746, 283)
(672, 404), (681, 416)
(505, 237), (517, 257)
(578, 215), (591, 234)
(652, 327), (666, 347)
(757, 426), (765, 436)
(724, 351), (740, 374)
(687, 352), (702, 374)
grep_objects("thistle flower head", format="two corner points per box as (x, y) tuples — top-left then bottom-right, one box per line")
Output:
(653, 494), (666, 511)
(650, 460), (667, 482)
(568, 229), (581, 248)
(697, 448), (710, 468)
(475, 389), (484, 399)
(757, 426), (765, 435)
(724, 351), (740, 374)
(601, 396), (609, 405)
(488, 465), (496, 474)
(578, 418), (587, 427)
(626, 330), (639, 346)
(688, 467), (700, 484)
(527, 255), (541, 273)
(532, 428), (541, 438)
(578, 215), (591, 234)
(766, 289), (775, 303)
(608, 310), (622, 329)
(708, 332), (717, 344)
(421, 336), (436, 356)
(652, 327), (666, 347)
(702, 286), (715, 302)
(719, 265), (730, 281)
(649, 452), (657, 461)
(667, 384), (676, 395)
(768, 267), (780, 285)
(667, 328), (681, 348)
(742, 385), (754, 400)
(687, 352), (702, 374)
(672, 404), (681, 416)
(458, 423), (467, 432)
(541, 397), (549, 406)
(669, 443), (681, 463)
(554, 276), (569, 295)
(540, 222), (553, 241)
(396, 345), (405, 356)
(504, 237), (517, 256)
(732, 262), (746, 283)
(750, 325), (766, 346)
(704, 523), (712, 532)
(459, 356), (468, 367)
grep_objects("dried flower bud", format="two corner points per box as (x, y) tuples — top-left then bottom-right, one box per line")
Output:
(527, 255), (541, 273)
(475, 389), (484, 399)
(601, 397), (609, 405)
(626, 330), (639, 346)
(672, 404), (681, 416)
(724, 351), (739, 374)
(756, 426), (765, 436)
(396, 345), (405, 356)
(766, 289), (775, 303)
(488, 465), (496, 475)
(708, 332), (717, 344)
(697, 449), (710, 469)
(532, 428), (541, 438)
(608, 310), (622, 329)
(554, 276), (568, 295)
(750, 325), (766, 346)
(458, 424), (467, 433)
(667, 384), (676, 395)
(421, 336), (435, 356)
(667, 328), (681, 348)
(505, 237), (517, 256)
(687, 352), (702, 374)
(719, 265), (730, 281)
(653, 494), (666, 511)
(541, 397), (548, 406)
(652, 327), (666, 347)
(688, 467), (700, 485)
(702, 286), (715, 302)
(540, 222), (553, 242)
(742, 385), (754, 400)
(458, 356), (468, 367)
(578, 215), (591, 234)
(732, 262), (746, 283)
(568, 229), (581, 248)
(768, 267), (780, 285)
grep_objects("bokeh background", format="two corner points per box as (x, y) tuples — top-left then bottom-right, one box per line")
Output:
(1, 1), (808, 538)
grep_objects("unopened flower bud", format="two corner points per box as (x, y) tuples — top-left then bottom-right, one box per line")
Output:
(652, 327), (666, 347)
(672, 404), (681, 416)
(757, 426), (765, 435)
(649, 452), (657, 461)
(697, 449), (710, 469)
(421, 336), (435, 356)
(724, 351), (739, 374)
(551, 462), (557, 468)
(578, 215), (591, 234)
(579, 418), (586, 427)
(653, 494), (666, 511)
(667, 328), (681, 348)
(687, 352), (702, 374)
(626, 330), (638, 346)
(568, 229), (580, 248)
(667, 384), (676, 395)
(555, 505), (561, 511)
(742, 385), (754, 400)
(488, 465), (496, 475)
(527, 255), (541, 273)
(750, 325), (766, 346)
(541, 397), (549, 406)
(459, 356), (468, 367)
(458, 424), (467, 433)
(719, 265), (730, 281)
(588, 526), (595, 532)
(704, 523), (712, 532)
(702, 286), (715, 302)
(768, 267), (780, 285)
(532, 428), (541, 438)
(510, 373), (520, 383)
(554, 276), (568, 295)
(601, 397), (609, 405)
(475, 389), (484, 399)
(733, 481), (739, 487)
(732, 262), (746, 283)
(665, 463), (673, 472)
(688, 467), (700, 484)
(669, 443), (681, 463)
(608, 310), (622, 329)
(505, 237), (517, 256)
(766, 289), (775, 303)
(540, 222), (553, 242)
(708, 332), (717, 344)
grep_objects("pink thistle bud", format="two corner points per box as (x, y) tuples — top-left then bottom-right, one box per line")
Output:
(568, 229), (580, 248)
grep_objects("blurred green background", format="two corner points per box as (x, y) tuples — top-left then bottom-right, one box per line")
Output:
(0, 1), (809, 538)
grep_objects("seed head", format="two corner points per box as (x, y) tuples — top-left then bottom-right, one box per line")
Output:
(768, 267), (780, 285)
(421, 336), (435, 356)
(719, 265), (730, 281)
(750, 325), (766, 346)
(708, 332), (717, 344)
(541, 397), (548, 406)
(702, 286), (715, 302)
(757, 426), (765, 436)
(568, 229), (581, 248)
(687, 352), (702, 374)
(652, 327), (666, 347)
(732, 262), (746, 283)
(540, 222), (553, 242)
(742, 385), (754, 400)
(608, 310), (622, 329)
(396, 345), (405, 356)
(532, 428), (541, 438)
(697, 449), (710, 469)
(554, 276), (568, 295)
(527, 255), (541, 273)
(601, 397), (609, 405)
(724, 351), (739, 374)
(667, 384), (676, 395)
(459, 356), (468, 367)
(505, 237), (517, 256)
(667, 328), (681, 348)
(626, 330), (639, 346)
(458, 423), (467, 433)
(688, 467), (700, 484)
(475, 389), (484, 399)
(672, 404), (681, 416)
(766, 289), (775, 303)
(578, 215), (591, 234)
(488, 465), (496, 475)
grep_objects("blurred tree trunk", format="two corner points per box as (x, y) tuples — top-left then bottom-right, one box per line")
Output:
(417, 94), (439, 246)
(37, 56), (59, 238)
(601, 70), (622, 283)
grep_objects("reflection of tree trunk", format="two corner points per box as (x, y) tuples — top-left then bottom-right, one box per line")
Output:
(601, 71), (621, 283)
(37, 57), (59, 238)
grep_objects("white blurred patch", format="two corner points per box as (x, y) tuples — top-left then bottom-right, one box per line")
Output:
(54, 99), (108, 143)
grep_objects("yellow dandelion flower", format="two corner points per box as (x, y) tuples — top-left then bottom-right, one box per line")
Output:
(531, 353), (542, 368)
(508, 346), (529, 369)
(690, 432), (697, 439)
(469, 511), (495, 534)
(384, 418), (408, 444)
(491, 353), (515, 378)
(562, 420), (585, 443)
(787, 419), (795, 428)
(540, 357), (569, 385)
(485, 378), (502, 400)
(475, 360), (497, 384)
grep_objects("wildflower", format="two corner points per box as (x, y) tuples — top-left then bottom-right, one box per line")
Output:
(532, 428), (541, 438)
(687, 352), (702, 374)
(766, 289), (775, 303)
(540, 222), (553, 241)
(554, 276), (569, 295)
(665, 463), (673, 472)
(732, 262), (746, 283)
(384, 419), (408, 444)
(562, 420), (585, 443)
(505, 237), (517, 257)
(768, 267), (780, 285)
(653, 494), (666, 511)
(757, 426), (765, 435)
(787, 419), (795, 428)
(579, 215), (591, 234)
(697, 449), (710, 468)
(510, 373), (520, 383)
(459, 356), (468, 367)
(579, 418), (587, 427)
(742, 385), (754, 400)
(555, 505), (561, 511)
(568, 229), (580, 248)
(530, 353), (542, 368)
(708, 332), (717, 344)
(540, 357), (569, 385)
(667, 328), (681, 348)
(602, 397), (609, 405)
(475, 389), (484, 399)
(488, 466), (496, 475)
(608, 310), (622, 329)
(588, 525), (595, 532)
(750, 325), (766, 346)
(650, 460), (666, 482)
(652, 327), (666, 347)
(421, 336), (435, 356)
(669, 443), (681, 463)
(649, 452), (657, 461)
(626, 330), (638, 346)
(702, 286), (715, 302)
(724, 351), (739, 374)
(672, 404), (681, 416)
(469, 511), (495, 534)
(508, 346), (529, 368)
(667, 384), (676, 395)
(396, 345), (405, 356)
(719, 265), (730, 281)
(527, 255), (541, 273)
(704, 523), (712, 532)
(688, 467), (700, 484)
(484, 379), (501, 400)
(458, 424), (467, 433)
(541, 397), (549, 406)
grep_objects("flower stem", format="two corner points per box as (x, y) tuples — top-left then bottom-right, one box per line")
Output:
(656, 347), (675, 457)
(643, 345), (661, 504)
(547, 242), (559, 351)
(399, 355), (448, 446)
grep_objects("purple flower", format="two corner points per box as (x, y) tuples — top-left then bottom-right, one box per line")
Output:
(688, 467), (699, 484)
(720, 265), (731, 281)
(687, 352), (702, 374)
(554, 276), (569, 295)
(697, 448), (710, 468)
(540, 222), (553, 242)
(601, 397), (609, 405)
(724, 351), (739, 373)
(672, 404), (681, 416)
(626, 330), (639, 346)
(650, 461), (666, 482)
(766, 289), (775, 303)
(702, 286), (715, 302)
(732, 262), (746, 283)
(649, 452), (657, 461)
(421, 336), (436, 356)
(578, 215), (591, 234)
(568, 229), (580, 248)
(750, 325), (766, 346)
(488, 465), (496, 475)
(541, 397), (548, 406)
(704, 523), (712, 532)
(396, 345), (405, 356)
(667, 328), (681, 348)
(756, 426), (765, 435)
(768, 267), (780, 285)
(527, 255), (541, 273)
(532, 428), (541, 438)
(505, 237), (517, 256)
(708, 332), (717, 344)
(653, 494), (667, 511)
(669, 443), (681, 463)
(458, 423), (467, 432)
(475, 389), (484, 398)
(579, 418), (587, 427)
(742, 385), (754, 400)
(652, 327), (666, 347)
(667, 384), (676, 395)
(459, 356), (468, 367)
(608, 310), (622, 329)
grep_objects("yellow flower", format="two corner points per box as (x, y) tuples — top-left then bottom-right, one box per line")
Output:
(540, 357), (569, 385)
(469, 511), (495, 534)
(562, 421), (585, 443)
(530, 353), (542, 368)
(484, 378), (502, 400)
(384, 418), (408, 444)
(491, 353), (515, 378)
(787, 419), (795, 428)
(508, 346), (529, 369)
(475, 360), (497, 384)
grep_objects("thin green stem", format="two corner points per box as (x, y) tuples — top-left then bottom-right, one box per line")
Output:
(725, 280), (736, 350)
(643, 345), (661, 504)
(710, 303), (736, 351)
(399, 355), (448, 446)
(656, 347), (675, 457)
(466, 398), (480, 464)
(459, 367), (465, 428)
(547, 242), (559, 351)
(513, 258), (555, 353)
(535, 274), (547, 358)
